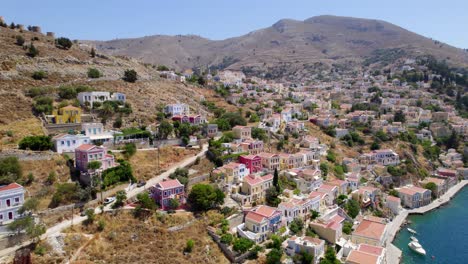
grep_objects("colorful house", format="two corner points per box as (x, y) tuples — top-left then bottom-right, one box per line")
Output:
(237, 205), (282, 243)
(351, 217), (387, 247)
(52, 134), (90, 154)
(0, 183), (25, 225)
(285, 236), (325, 264)
(75, 144), (116, 172)
(239, 155), (262, 173)
(150, 179), (186, 210)
(52, 105), (81, 124)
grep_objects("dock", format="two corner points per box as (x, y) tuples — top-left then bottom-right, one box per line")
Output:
(385, 180), (468, 263)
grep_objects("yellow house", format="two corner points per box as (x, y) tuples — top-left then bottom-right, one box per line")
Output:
(52, 105), (82, 124)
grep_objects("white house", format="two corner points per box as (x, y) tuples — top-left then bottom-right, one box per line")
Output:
(82, 123), (114, 145)
(77, 91), (126, 107)
(164, 103), (190, 116)
(285, 236), (325, 264)
(0, 183), (25, 225)
(52, 134), (91, 154)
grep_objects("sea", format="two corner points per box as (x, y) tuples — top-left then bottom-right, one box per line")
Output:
(393, 186), (468, 264)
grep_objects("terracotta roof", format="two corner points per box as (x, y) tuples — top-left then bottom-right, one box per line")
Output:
(254, 205), (276, 217)
(76, 144), (96, 151)
(157, 179), (183, 190)
(386, 196), (400, 202)
(244, 175), (263, 185)
(358, 244), (384, 256)
(303, 236), (324, 245)
(353, 219), (386, 241)
(346, 250), (379, 264)
(245, 211), (266, 223)
(0, 183), (23, 192)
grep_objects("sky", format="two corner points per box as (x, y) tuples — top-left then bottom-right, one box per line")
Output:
(2, 0), (468, 48)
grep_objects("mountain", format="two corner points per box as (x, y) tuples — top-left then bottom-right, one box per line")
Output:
(91, 15), (468, 79)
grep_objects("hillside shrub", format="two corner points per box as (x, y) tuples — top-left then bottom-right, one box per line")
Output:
(32, 71), (47, 80)
(87, 68), (101, 78)
(18, 136), (53, 151)
(55, 37), (73, 49)
(123, 69), (138, 83)
(0, 157), (22, 185)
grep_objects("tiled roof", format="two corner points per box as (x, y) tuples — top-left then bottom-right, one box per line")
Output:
(346, 250), (379, 264)
(157, 179), (183, 190)
(358, 244), (384, 256)
(76, 144), (96, 151)
(254, 205), (276, 217)
(353, 219), (386, 240)
(245, 211), (266, 223)
(0, 183), (23, 192)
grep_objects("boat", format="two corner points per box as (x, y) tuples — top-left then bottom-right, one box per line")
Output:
(410, 236), (419, 242)
(408, 241), (426, 255)
(407, 228), (417, 234)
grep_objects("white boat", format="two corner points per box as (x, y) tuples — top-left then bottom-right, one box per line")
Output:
(407, 228), (417, 234)
(410, 236), (418, 242)
(408, 241), (426, 255)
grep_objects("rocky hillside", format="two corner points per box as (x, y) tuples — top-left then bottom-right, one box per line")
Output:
(0, 25), (210, 129)
(92, 15), (468, 79)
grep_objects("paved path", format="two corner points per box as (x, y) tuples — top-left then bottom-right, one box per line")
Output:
(0, 144), (208, 259)
(385, 180), (468, 263)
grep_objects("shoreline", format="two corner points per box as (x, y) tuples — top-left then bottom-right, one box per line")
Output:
(385, 180), (468, 263)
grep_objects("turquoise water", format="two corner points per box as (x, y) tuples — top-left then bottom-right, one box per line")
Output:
(393, 186), (468, 264)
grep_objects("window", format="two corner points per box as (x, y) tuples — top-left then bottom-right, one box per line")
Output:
(14, 197), (19, 203)
(6, 199), (10, 207)
(0, 214), (2, 220)
(61, 141), (65, 145)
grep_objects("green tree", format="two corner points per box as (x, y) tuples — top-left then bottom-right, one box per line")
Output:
(90, 47), (96, 57)
(18, 198), (39, 214)
(389, 189), (399, 197)
(220, 233), (233, 245)
(424, 182), (437, 199)
(27, 43), (39, 57)
(168, 198), (180, 210)
(8, 216), (45, 242)
(123, 143), (137, 159)
(342, 221), (353, 235)
(123, 69), (138, 83)
(320, 163), (329, 178)
(233, 237), (254, 253)
(289, 218), (304, 235)
(188, 184), (225, 211)
(136, 192), (156, 210)
(55, 37), (73, 49)
(394, 110), (406, 123)
(345, 199), (360, 219)
(266, 248), (283, 264)
(310, 210), (320, 220)
(293, 250), (314, 264)
(273, 168), (280, 191)
(320, 247), (340, 264)
(46, 171), (56, 185)
(87, 160), (102, 170)
(265, 187), (280, 207)
(158, 120), (173, 139)
(370, 141), (380, 150)
(112, 190), (127, 208)
(0, 156), (22, 184)
(87, 68), (101, 78)
(83, 208), (95, 225)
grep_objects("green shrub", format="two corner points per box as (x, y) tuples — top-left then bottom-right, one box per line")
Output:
(55, 37), (73, 49)
(185, 239), (194, 253)
(123, 69), (138, 83)
(27, 43), (39, 57)
(33, 96), (53, 114)
(16, 35), (25, 46)
(0, 157), (22, 184)
(18, 135), (52, 151)
(101, 161), (135, 188)
(32, 71), (47, 80)
(233, 238), (254, 253)
(87, 68), (101, 78)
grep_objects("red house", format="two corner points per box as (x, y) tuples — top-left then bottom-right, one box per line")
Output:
(239, 155), (262, 173)
(150, 179), (186, 210)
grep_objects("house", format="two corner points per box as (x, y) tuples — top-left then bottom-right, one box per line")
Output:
(286, 168), (322, 193)
(150, 179), (185, 210)
(232, 126), (252, 139)
(237, 174), (274, 205)
(258, 152), (280, 171)
(309, 208), (346, 243)
(242, 139), (264, 155)
(351, 217), (387, 246)
(171, 114), (205, 125)
(301, 136), (319, 149)
(0, 183), (25, 225)
(351, 186), (380, 208)
(239, 155), (262, 173)
(346, 244), (386, 264)
(420, 177), (446, 197)
(52, 105), (81, 124)
(75, 144), (116, 172)
(435, 168), (458, 188)
(52, 134), (90, 154)
(77, 91), (126, 107)
(317, 184), (338, 205)
(278, 195), (321, 225)
(397, 186), (431, 209)
(203, 124), (218, 138)
(164, 103), (190, 116)
(335, 128), (349, 139)
(285, 236), (325, 264)
(82, 123), (114, 145)
(237, 205), (282, 243)
(385, 196), (400, 215)
(359, 149), (400, 166)
(217, 162), (250, 184)
(328, 179), (348, 195)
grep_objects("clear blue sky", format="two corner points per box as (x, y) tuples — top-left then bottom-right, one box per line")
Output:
(2, 0), (467, 48)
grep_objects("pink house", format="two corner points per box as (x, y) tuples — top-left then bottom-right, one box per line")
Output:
(172, 115), (205, 125)
(75, 144), (116, 172)
(239, 155), (262, 173)
(150, 179), (186, 210)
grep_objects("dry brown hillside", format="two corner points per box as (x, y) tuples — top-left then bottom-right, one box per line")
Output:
(91, 15), (468, 79)
(0, 25), (213, 135)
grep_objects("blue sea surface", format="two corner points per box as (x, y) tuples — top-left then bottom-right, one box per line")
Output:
(393, 187), (468, 264)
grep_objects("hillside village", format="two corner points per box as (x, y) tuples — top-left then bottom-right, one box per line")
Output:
(0, 16), (468, 264)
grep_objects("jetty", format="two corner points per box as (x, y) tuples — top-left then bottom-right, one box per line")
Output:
(385, 180), (468, 263)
